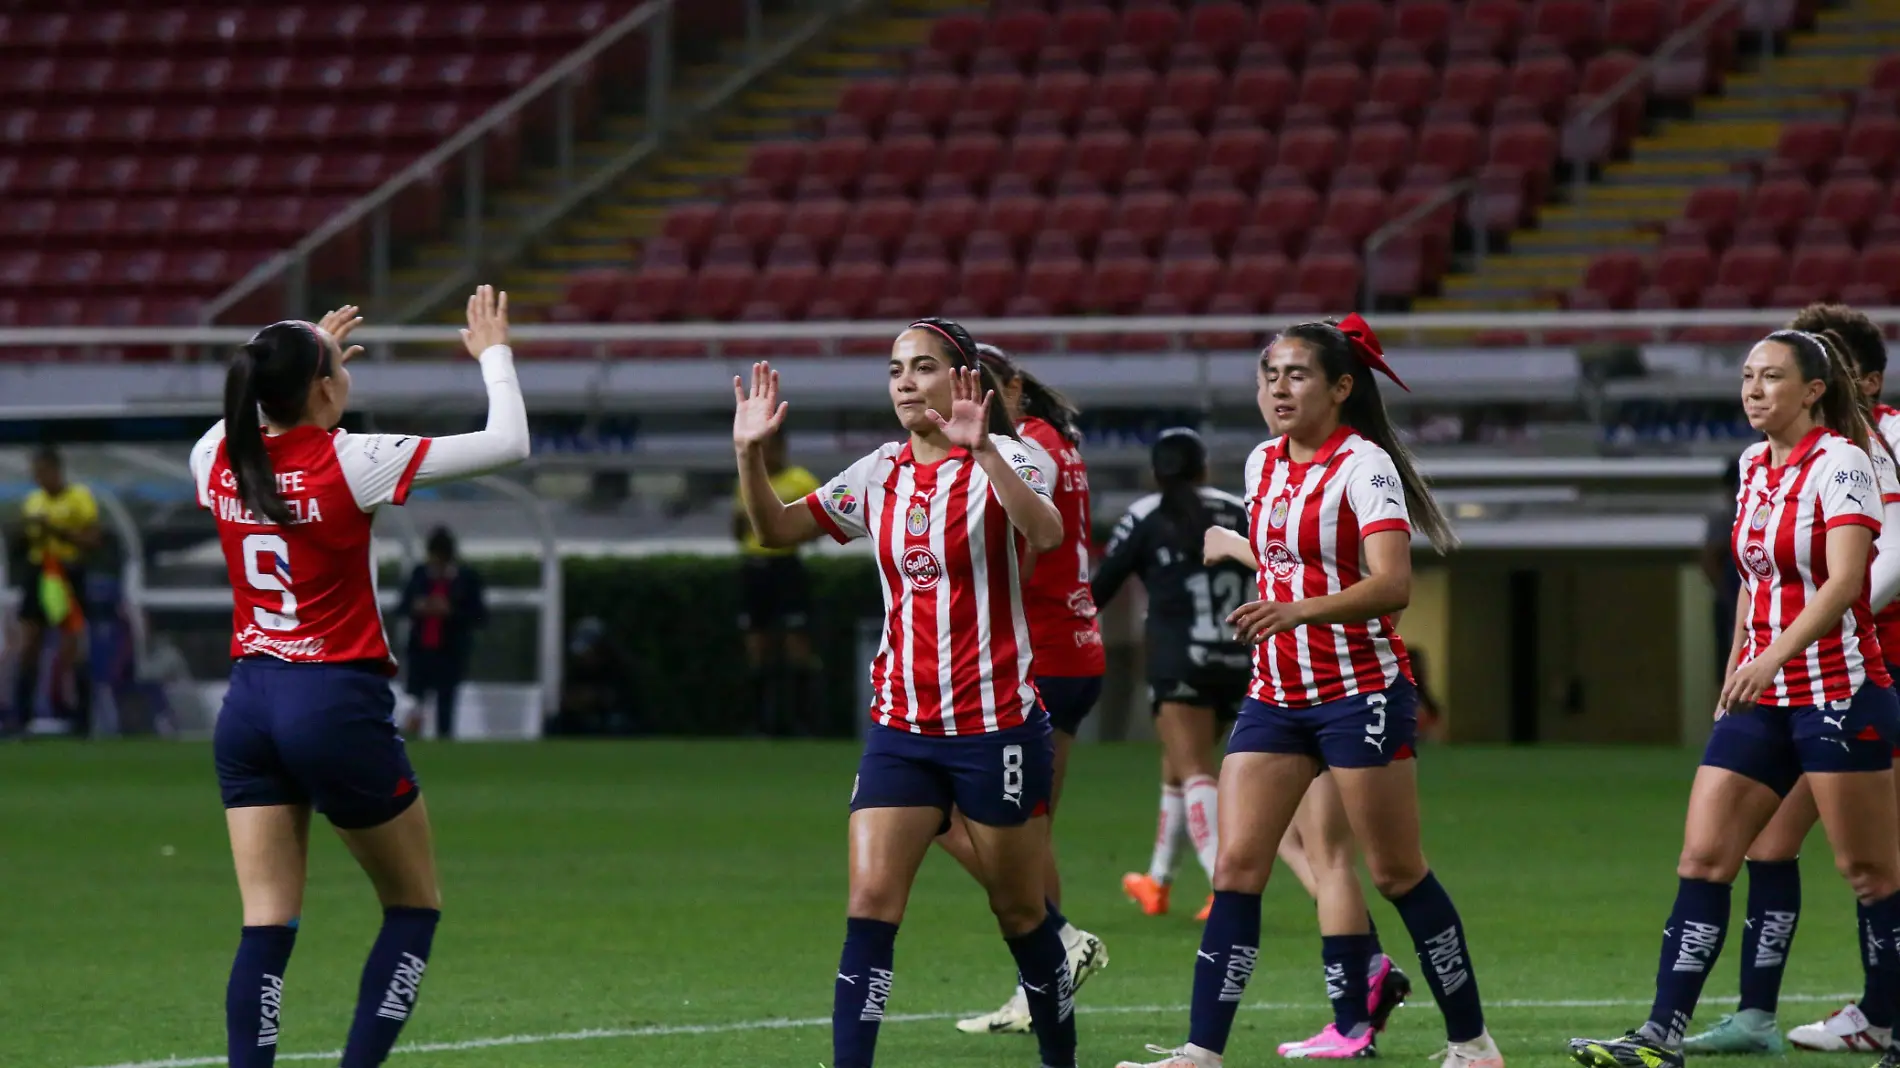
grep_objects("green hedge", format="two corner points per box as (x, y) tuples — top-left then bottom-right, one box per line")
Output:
(454, 555), (885, 736)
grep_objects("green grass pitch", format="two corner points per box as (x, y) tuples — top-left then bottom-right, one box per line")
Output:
(0, 741), (1876, 1067)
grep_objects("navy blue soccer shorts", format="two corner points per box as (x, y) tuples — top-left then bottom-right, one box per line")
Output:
(214, 657), (422, 830)
(1038, 675), (1103, 736)
(851, 717), (1055, 832)
(1701, 679), (1900, 797)
(1228, 678), (1419, 770)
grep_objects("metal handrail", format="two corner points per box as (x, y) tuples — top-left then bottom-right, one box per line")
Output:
(7, 307), (1900, 351)
(1564, 0), (1752, 202)
(1360, 178), (1476, 310)
(199, 0), (683, 324)
(393, 0), (863, 324)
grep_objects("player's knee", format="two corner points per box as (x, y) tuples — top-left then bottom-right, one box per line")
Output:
(1366, 858), (1427, 900)
(1676, 847), (1741, 884)
(1212, 847), (1274, 893)
(987, 893), (1045, 938)
(847, 883), (907, 924)
(1835, 854), (1900, 901)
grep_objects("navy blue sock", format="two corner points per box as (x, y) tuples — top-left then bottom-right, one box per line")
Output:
(226, 923), (297, 1068)
(1188, 890), (1262, 1055)
(340, 907), (440, 1068)
(1007, 912), (1077, 1068)
(833, 917), (898, 1068)
(1860, 892), (1900, 1030)
(1366, 913), (1384, 960)
(1323, 933), (1375, 1035)
(1737, 859), (1801, 1015)
(1391, 871), (1486, 1043)
(1645, 877), (1731, 1048)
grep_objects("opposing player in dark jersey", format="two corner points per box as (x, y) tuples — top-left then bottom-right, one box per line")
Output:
(192, 287), (529, 1068)
(1096, 429), (1254, 916)
(953, 344), (1110, 1036)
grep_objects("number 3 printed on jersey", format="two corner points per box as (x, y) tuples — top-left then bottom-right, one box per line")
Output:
(243, 532), (299, 631)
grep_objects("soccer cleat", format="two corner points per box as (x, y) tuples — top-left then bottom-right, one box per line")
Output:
(1439, 1030), (1506, 1068)
(1568, 1031), (1678, 1068)
(1124, 872), (1172, 916)
(1065, 926), (1109, 992)
(1196, 894), (1214, 922)
(1787, 1003), (1893, 1052)
(1367, 956), (1411, 1033)
(955, 986), (1030, 1034)
(1116, 1042), (1224, 1068)
(1278, 1023), (1377, 1059)
(1683, 1009), (1784, 1054)
(1876, 1047), (1900, 1068)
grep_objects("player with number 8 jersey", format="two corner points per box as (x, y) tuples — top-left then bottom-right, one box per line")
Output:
(733, 318), (1081, 1068)
(190, 288), (528, 1068)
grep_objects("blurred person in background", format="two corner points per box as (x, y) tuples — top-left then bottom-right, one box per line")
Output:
(398, 527), (487, 740)
(12, 443), (100, 735)
(554, 616), (641, 735)
(732, 429), (820, 735)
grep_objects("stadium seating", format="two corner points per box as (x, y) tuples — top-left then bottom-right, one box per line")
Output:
(0, 1), (670, 327)
(1572, 55), (1900, 325)
(564, 0), (1760, 328)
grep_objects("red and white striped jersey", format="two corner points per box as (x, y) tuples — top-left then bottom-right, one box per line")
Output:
(1017, 417), (1105, 679)
(1242, 426), (1415, 708)
(1872, 403), (1900, 662)
(1731, 427), (1891, 706)
(806, 433), (1058, 735)
(191, 422), (432, 671)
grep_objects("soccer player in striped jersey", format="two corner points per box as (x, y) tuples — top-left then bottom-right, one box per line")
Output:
(1120, 316), (1500, 1068)
(1569, 329), (1900, 1068)
(196, 287), (529, 1068)
(732, 318), (1079, 1068)
(1684, 310), (1900, 1056)
(953, 343), (1110, 1037)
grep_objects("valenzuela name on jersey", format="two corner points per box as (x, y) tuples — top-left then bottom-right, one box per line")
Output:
(210, 467), (327, 526)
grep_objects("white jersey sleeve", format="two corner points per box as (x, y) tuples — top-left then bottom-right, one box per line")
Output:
(332, 430), (433, 511)
(1344, 447), (1412, 537)
(995, 433), (1056, 501)
(805, 446), (891, 545)
(1870, 446), (1900, 610)
(1817, 441), (1883, 531)
(190, 419), (227, 509)
(408, 345), (531, 488)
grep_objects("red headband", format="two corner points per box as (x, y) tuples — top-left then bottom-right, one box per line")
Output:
(908, 320), (962, 357)
(1337, 313), (1409, 393)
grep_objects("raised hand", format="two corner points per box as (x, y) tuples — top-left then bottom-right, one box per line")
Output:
(461, 284), (509, 357)
(1204, 525), (1251, 567)
(317, 304), (365, 364)
(925, 366), (996, 453)
(733, 361), (788, 450)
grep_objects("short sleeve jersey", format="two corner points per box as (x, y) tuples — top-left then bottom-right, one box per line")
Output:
(22, 482), (98, 564)
(1016, 417), (1105, 678)
(1871, 403), (1900, 662)
(1732, 427), (1890, 705)
(1243, 426), (1414, 707)
(191, 423), (433, 670)
(1092, 487), (1256, 683)
(804, 433), (1057, 736)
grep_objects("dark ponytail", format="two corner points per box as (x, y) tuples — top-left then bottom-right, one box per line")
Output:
(1274, 320), (1457, 554)
(909, 317), (1019, 441)
(976, 342), (1083, 444)
(223, 320), (330, 526)
(1151, 427), (1212, 552)
(1764, 328), (1872, 454)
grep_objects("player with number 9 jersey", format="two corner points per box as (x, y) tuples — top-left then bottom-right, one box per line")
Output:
(192, 289), (528, 1068)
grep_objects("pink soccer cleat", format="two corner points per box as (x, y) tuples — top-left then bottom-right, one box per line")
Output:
(1278, 1024), (1377, 1059)
(1367, 955), (1412, 1032)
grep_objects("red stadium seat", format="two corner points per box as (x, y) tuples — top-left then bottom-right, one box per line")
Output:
(1856, 244), (1900, 301)
(1053, 7), (1115, 63)
(1118, 5), (1183, 67)
(1583, 250), (1647, 307)
(1081, 242), (1153, 315)
(1228, 67), (1297, 128)
(1323, 187), (1388, 244)
(1715, 242), (1785, 305)
(1345, 123), (1413, 188)
(1394, 1), (1455, 60)
(929, 13), (986, 66)
(1777, 121), (1845, 182)
(1022, 245), (1086, 313)
(1845, 116), (1900, 179)
(1157, 229), (1222, 312)
(1747, 179), (1815, 243)
(1186, 2), (1251, 66)
(1441, 59), (1507, 120)
(1275, 126), (1342, 188)
(1606, 0), (1667, 53)
(1205, 127), (1273, 187)
(1325, 1), (1390, 64)
(986, 10), (1052, 67)
(1786, 244), (1855, 300)
(839, 79), (899, 131)
(1136, 126), (1202, 192)
(1257, 3), (1319, 67)
(1092, 67), (1157, 130)
(1368, 62), (1438, 124)
(1160, 66), (1224, 129)
(1299, 64), (1366, 124)
(1415, 121), (1483, 177)
(1531, 0), (1602, 58)
(1816, 177), (1884, 242)
(1070, 127), (1136, 190)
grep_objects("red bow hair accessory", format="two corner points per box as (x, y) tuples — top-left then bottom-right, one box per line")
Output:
(1337, 313), (1409, 393)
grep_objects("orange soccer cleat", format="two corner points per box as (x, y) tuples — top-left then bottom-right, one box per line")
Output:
(1195, 894), (1213, 922)
(1122, 872), (1171, 916)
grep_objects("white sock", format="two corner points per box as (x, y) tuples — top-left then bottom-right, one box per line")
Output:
(1184, 774), (1220, 879)
(1150, 785), (1186, 883)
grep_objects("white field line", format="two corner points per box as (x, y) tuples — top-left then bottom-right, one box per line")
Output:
(77, 992), (1861, 1068)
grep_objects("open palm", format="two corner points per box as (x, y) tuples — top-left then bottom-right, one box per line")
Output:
(733, 361), (788, 448)
(926, 366), (995, 452)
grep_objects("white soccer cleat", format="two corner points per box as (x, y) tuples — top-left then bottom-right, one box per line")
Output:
(1065, 926), (1109, 991)
(1788, 1003), (1893, 1052)
(1116, 1042), (1224, 1068)
(955, 985), (1031, 1034)
(1436, 1030), (1504, 1068)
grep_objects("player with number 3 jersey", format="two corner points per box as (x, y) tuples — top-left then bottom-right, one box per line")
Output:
(192, 288), (528, 1068)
